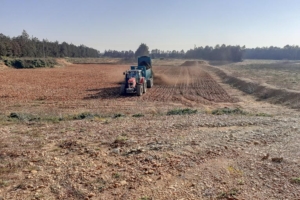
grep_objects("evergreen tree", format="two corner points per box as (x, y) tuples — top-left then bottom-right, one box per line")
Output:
(135, 43), (149, 58)
(0, 31), (99, 58)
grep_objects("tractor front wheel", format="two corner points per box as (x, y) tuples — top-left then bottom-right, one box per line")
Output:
(137, 84), (143, 96)
(120, 84), (125, 95)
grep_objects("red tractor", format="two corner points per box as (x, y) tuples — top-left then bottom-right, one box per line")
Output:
(120, 56), (154, 96)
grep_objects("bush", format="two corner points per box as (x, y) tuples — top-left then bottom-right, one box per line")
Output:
(291, 177), (300, 184)
(113, 113), (125, 118)
(255, 113), (272, 117)
(167, 108), (197, 115)
(7, 112), (100, 123)
(72, 112), (100, 120)
(3, 58), (57, 68)
(8, 112), (40, 121)
(132, 113), (144, 117)
(211, 107), (247, 115)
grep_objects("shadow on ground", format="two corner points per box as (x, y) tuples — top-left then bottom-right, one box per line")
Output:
(84, 87), (138, 100)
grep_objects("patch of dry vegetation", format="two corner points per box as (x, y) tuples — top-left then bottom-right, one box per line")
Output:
(219, 60), (300, 91)
(152, 58), (207, 67)
(205, 63), (300, 109)
(66, 57), (123, 64)
(55, 58), (72, 67)
(0, 60), (7, 69)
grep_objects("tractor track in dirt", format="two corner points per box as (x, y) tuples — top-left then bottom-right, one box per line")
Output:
(132, 65), (236, 105)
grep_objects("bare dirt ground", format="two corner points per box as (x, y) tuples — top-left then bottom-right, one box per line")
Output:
(0, 62), (235, 115)
(0, 60), (299, 200)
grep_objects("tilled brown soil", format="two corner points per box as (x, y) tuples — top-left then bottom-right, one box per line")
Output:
(0, 62), (299, 200)
(141, 65), (236, 105)
(0, 64), (125, 102)
(0, 64), (235, 106)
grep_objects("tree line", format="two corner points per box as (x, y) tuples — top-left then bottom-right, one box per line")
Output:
(107, 44), (300, 62)
(244, 45), (300, 60)
(103, 43), (150, 59)
(2, 31), (300, 61)
(103, 50), (134, 59)
(0, 30), (99, 58)
(105, 44), (245, 62)
(185, 45), (244, 62)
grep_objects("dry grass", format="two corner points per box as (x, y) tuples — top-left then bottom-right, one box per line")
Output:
(219, 60), (300, 91)
(0, 60), (8, 70)
(206, 62), (300, 109)
(66, 57), (123, 64)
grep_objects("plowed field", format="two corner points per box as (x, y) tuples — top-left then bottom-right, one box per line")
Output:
(1, 61), (299, 200)
(142, 65), (235, 105)
(0, 63), (235, 108)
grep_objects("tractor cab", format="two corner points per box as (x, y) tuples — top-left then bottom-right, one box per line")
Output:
(126, 70), (141, 79)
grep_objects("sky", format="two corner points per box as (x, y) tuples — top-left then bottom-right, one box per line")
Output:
(1, 0), (300, 52)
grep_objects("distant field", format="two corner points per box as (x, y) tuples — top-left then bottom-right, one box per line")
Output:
(219, 60), (300, 91)
(66, 57), (203, 67)
(66, 57), (124, 64)
(152, 58), (192, 66)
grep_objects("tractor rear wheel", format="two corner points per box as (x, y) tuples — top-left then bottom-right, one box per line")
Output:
(147, 79), (152, 88)
(137, 84), (142, 96)
(147, 78), (153, 88)
(143, 82), (147, 93)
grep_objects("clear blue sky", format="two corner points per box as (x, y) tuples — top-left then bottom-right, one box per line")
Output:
(1, 0), (300, 52)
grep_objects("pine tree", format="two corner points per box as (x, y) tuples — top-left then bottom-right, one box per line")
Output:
(134, 43), (149, 58)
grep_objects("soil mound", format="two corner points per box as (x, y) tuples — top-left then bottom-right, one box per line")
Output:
(197, 60), (207, 64)
(206, 65), (300, 109)
(180, 61), (197, 66)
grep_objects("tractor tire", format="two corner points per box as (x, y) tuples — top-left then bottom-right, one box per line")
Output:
(120, 84), (126, 95)
(137, 84), (143, 96)
(147, 79), (152, 88)
(143, 81), (147, 93)
(147, 78), (153, 88)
